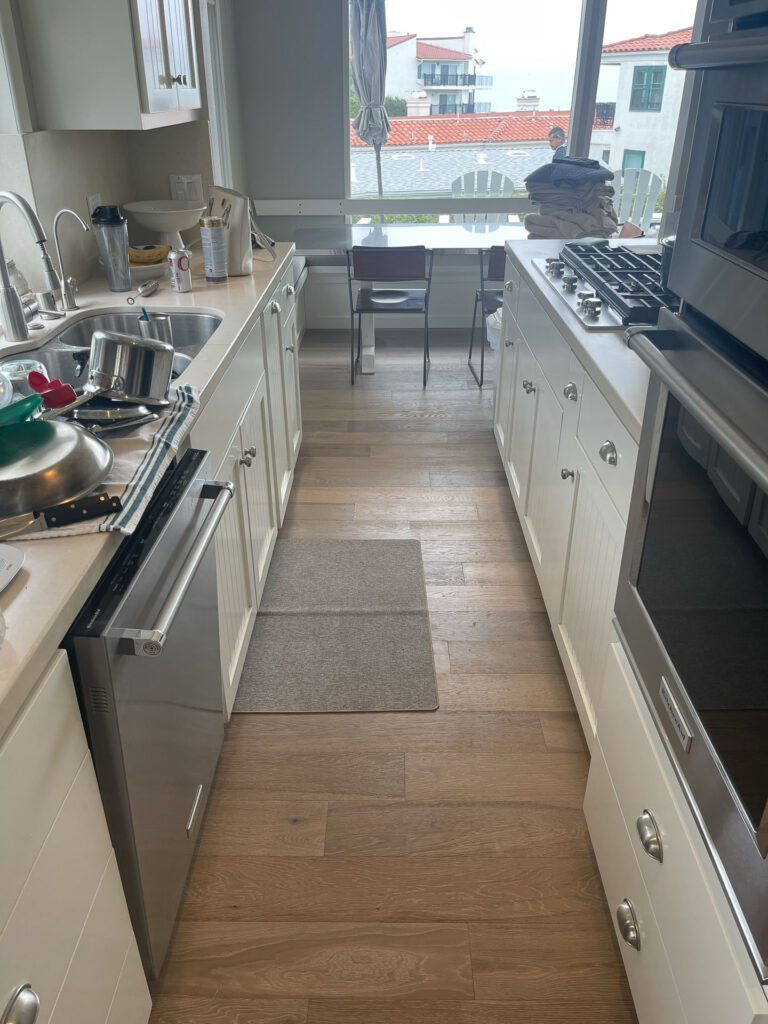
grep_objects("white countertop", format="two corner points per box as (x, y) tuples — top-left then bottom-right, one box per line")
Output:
(0, 243), (294, 738)
(505, 239), (650, 442)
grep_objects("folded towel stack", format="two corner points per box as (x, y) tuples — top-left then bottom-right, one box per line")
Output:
(524, 158), (618, 241)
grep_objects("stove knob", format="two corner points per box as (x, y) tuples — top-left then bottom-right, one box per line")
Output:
(562, 274), (578, 292)
(548, 260), (565, 277)
(583, 298), (602, 319)
(576, 290), (595, 307)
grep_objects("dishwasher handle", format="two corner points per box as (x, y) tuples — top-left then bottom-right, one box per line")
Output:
(117, 480), (234, 657)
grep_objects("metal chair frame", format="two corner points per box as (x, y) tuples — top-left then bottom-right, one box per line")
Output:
(467, 245), (505, 388)
(346, 246), (435, 387)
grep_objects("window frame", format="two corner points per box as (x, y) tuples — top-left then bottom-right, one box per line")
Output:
(629, 64), (666, 112)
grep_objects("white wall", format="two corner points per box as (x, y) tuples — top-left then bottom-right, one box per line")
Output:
(385, 37), (418, 101)
(600, 51), (687, 180)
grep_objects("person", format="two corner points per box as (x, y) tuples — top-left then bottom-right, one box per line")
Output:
(548, 126), (567, 161)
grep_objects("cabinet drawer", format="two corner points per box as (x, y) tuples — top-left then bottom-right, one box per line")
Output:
(577, 376), (637, 521)
(584, 743), (687, 1024)
(0, 756), (112, 1024)
(598, 641), (768, 1024)
(515, 278), (571, 402)
(0, 651), (87, 931)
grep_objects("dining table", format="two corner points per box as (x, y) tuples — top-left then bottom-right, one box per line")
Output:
(293, 222), (529, 373)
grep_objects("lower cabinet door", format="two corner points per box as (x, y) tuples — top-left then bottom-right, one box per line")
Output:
(505, 339), (538, 510)
(280, 305), (303, 467)
(493, 315), (519, 455)
(262, 303), (293, 523)
(556, 435), (625, 733)
(584, 744), (688, 1024)
(239, 375), (278, 605)
(215, 434), (256, 718)
(523, 372), (571, 616)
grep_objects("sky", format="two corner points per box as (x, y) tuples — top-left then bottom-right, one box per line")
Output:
(384, 0), (697, 110)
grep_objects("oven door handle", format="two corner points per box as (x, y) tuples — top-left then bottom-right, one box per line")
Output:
(116, 480), (234, 657)
(628, 329), (768, 493)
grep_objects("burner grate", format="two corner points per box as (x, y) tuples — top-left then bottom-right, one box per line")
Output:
(561, 244), (679, 325)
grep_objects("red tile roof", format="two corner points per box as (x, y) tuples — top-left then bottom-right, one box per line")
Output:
(350, 110), (578, 147)
(386, 33), (416, 49)
(416, 41), (471, 61)
(602, 26), (692, 53)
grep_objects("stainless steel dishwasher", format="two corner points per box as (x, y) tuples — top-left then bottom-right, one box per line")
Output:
(67, 448), (233, 978)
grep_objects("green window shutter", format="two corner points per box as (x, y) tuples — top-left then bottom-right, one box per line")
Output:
(629, 66), (666, 111)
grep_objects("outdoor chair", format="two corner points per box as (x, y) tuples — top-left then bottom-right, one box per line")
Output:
(467, 245), (505, 388)
(451, 171), (517, 224)
(611, 167), (663, 233)
(346, 246), (434, 386)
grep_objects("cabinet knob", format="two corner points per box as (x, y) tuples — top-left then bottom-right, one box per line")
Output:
(522, 379), (536, 395)
(285, 284), (295, 295)
(285, 345), (295, 353)
(562, 381), (578, 402)
(504, 339), (514, 348)
(560, 467), (574, 481)
(170, 74), (184, 85)
(1, 985), (39, 1024)
(636, 810), (663, 862)
(243, 446), (257, 458)
(598, 440), (618, 466)
(182, 74), (188, 86)
(271, 301), (281, 314)
(504, 280), (514, 292)
(615, 899), (641, 951)
(239, 454), (253, 467)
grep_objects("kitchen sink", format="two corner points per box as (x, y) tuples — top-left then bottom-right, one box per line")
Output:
(0, 311), (221, 390)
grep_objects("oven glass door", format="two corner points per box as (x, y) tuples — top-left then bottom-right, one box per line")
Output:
(635, 394), (768, 836)
(701, 105), (768, 273)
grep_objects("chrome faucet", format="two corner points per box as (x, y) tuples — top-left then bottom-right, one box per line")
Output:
(0, 191), (61, 343)
(53, 208), (90, 311)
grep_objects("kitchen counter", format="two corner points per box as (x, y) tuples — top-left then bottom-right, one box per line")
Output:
(505, 239), (650, 442)
(0, 243), (294, 738)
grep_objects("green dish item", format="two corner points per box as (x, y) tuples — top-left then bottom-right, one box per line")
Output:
(0, 393), (43, 428)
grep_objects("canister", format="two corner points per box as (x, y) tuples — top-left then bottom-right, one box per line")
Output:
(199, 216), (228, 282)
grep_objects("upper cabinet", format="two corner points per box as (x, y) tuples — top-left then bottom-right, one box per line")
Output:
(17, 0), (202, 130)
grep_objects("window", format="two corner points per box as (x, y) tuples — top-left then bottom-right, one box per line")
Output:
(629, 65), (666, 112)
(601, 148), (611, 164)
(622, 148), (645, 171)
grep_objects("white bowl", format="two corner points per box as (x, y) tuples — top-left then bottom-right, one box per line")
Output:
(124, 200), (206, 248)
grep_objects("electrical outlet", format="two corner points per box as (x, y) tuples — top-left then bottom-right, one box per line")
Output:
(169, 174), (204, 203)
(86, 192), (102, 215)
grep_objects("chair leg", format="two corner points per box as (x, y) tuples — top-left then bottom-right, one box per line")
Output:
(350, 312), (356, 385)
(468, 297), (484, 388)
(423, 315), (430, 387)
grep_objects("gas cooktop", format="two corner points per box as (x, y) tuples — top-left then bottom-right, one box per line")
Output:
(533, 241), (680, 332)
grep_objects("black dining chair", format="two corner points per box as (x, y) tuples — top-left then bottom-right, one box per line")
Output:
(346, 246), (435, 386)
(467, 245), (506, 388)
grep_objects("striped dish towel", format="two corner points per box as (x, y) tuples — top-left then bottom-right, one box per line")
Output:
(18, 384), (200, 540)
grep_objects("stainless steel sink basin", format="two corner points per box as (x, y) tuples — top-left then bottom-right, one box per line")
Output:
(1, 311), (221, 391)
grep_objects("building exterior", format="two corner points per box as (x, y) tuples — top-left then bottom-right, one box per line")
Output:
(385, 28), (493, 115)
(590, 27), (692, 180)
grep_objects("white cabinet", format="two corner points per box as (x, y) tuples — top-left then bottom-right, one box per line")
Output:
(18, 0), (201, 129)
(505, 338), (538, 508)
(262, 294), (295, 524)
(556, 433), (626, 734)
(281, 305), (303, 467)
(493, 316), (519, 455)
(0, 652), (150, 1024)
(239, 375), (278, 604)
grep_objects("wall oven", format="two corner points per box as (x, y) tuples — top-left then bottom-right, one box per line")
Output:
(617, 308), (768, 981)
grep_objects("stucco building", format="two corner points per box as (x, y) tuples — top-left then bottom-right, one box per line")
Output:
(385, 28), (494, 115)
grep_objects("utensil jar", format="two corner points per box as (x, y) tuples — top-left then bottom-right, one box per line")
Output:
(199, 216), (228, 282)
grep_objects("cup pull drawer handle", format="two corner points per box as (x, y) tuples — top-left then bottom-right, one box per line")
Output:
(616, 899), (641, 951)
(636, 810), (663, 862)
(599, 440), (618, 465)
(1, 985), (39, 1024)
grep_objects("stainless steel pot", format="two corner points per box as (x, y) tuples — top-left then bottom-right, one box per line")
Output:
(89, 329), (174, 406)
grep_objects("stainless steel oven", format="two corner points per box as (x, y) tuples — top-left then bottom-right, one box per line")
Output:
(668, 27), (768, 359)
(617, 307), (768, 980)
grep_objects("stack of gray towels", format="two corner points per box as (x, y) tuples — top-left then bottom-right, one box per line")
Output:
(524, 158), (618, 240)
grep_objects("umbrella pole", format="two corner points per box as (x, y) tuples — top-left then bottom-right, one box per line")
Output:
(374, 142), (385, 224)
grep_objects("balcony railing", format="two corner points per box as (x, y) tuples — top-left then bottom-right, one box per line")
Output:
(594, 101), (616, 127)
(420, 73), (493, 88)
(431, 102), (491, 115)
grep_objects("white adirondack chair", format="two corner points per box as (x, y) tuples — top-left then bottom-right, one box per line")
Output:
(611, 167), (663, 233)
(450, 170), (517, 223)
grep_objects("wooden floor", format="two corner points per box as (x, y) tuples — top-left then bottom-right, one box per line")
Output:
(150, 332), (637, 1024)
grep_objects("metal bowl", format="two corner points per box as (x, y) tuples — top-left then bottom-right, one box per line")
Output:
(0, 419), (113, 518)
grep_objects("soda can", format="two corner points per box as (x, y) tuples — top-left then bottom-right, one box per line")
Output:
(168, 248), (192, 292)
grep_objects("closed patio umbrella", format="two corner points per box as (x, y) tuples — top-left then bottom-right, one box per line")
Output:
(350, 0), (390, 221)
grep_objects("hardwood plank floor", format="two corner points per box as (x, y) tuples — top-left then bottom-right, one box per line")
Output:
(150, 332), (635, 1024)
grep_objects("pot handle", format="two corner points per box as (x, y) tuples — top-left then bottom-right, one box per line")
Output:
(38, 383), (106, 420)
